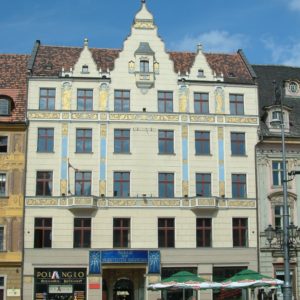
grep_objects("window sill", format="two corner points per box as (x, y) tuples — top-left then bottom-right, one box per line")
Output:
(0, 196), (9, 200)
(0, 152), (8, 154)
(158, 153), (176, 155)
(231, 154), (247, 157)
(195, 153), (212, 156)
(113, 152), (132, 155)
(75, 152), (93, 154)
(37, 151), (55, 154)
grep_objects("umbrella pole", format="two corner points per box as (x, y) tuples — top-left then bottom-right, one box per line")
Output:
(183, 289), (185, 300)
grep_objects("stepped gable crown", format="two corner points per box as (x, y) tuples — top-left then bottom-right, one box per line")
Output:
(0, 54), (29, 122)
(133, 0), (155, 29)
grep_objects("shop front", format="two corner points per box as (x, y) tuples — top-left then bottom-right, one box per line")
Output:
(34, 268), (87, 300)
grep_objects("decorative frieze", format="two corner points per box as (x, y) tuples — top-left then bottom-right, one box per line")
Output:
(226, 116), (258, 124)
(28, 112), (61, 119)
(71, 113), (98, 120)
(190, 115), (215, 122)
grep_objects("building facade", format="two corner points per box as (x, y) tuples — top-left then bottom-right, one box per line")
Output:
(24, 2), (259, 300)
(254, 65), (300, 299)
(0, 54), (28, 299)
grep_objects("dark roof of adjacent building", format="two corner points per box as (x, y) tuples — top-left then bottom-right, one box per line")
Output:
(252, 64), (300, 138)
(0, 54), (29, 123)
(29, 42), (255, 84)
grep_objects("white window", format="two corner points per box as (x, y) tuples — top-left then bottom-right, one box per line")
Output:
(289, 81), (298, 93)
(0, 174), (6, 197)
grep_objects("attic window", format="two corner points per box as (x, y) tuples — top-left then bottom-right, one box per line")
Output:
(289, 81), (298, 93)
(228, 72), (236, 78)
(0, 98), (12, 116)
(197, 69), (204, 77)
(82, 65), (89, 73)
(45, 64), (52, 70)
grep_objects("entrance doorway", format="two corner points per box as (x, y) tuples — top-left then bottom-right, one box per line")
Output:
(113, 279), (133, 300)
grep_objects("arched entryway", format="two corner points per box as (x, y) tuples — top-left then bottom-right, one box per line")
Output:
(113, 278), (134, 300)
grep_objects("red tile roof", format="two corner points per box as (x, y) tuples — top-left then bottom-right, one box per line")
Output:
(29, 43), (254, 84)
(0, 54), (29, 123)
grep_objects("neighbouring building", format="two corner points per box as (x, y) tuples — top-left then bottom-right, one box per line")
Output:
(0, 54), (28, 299)
(254, 65), (300, 299)
(24, 2), (259, 300)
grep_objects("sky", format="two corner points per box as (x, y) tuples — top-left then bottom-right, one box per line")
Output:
(1, 0), (300, 66)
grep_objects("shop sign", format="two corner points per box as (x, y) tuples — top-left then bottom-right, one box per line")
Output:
(35, 268), (86, 285)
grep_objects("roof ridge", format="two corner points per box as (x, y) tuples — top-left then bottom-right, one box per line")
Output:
(253, 63), (300, 69)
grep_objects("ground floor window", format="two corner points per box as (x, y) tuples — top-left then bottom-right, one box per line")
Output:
(213, 266), (246, 300)
(161, 267), (197, 300)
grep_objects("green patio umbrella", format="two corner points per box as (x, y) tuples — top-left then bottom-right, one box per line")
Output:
(221, 269), (283, 289)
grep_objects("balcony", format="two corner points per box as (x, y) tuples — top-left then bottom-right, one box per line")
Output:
(135, 72), (154, 89)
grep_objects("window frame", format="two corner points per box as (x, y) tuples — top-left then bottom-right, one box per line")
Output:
(36, 171), (53, 196)
(158, 91), (173, 113)
(113, 218), (131, 248)
(114, 129), (130, 154)
(75, 171), (92, 196)
(34, 218), (52, 248)
(140, 60), (149, 73)
(0, 173), (7, 197)
(195, 173), (211, 197)
(73, 218), (91, 248)
(76, 128), (92, 153)
(37, 128), (54, 153)
(194, 92), (209, 114)
(231, 132), (246, 156)
(196, 218), (212, 247)
(195, 131), (210, 155)
(232, 174), (247, 198)
(0, 136), (8, 153)
(158, 130), (174, 154)
(0, 226), (5, 251)
(272, 161), (283, 186)
(77, 89), (93, 111)
(230, 94), (244, 115)
(39, 88), (56, 111)
(232, 218), (248, 247)
(114, 90), (130, 112)
(158, 173), (174, 198)
(0, 97), (12, 116)
(113, 172), (130, 197)
(158, 218), (175, 248)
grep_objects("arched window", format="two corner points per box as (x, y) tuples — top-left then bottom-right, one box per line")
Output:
(0, 97), (12, 115)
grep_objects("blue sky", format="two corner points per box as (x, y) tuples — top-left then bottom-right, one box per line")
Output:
(1, 0), (300, 66)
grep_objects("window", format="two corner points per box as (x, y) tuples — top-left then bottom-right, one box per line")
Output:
(196, 218), (212, 247)
(159, 173), (174, 198)
(158, 91), (173, 113)
(113, 218), (130, 248)
(114, 129), (130, 153)
(0, 276), (4, 300)
(0, 227), (4, 251)
(272, 111), (282, 122)
(114, 90), (130, 112)
(75, 171), (91, 196)
(272, 161), (283, 186)
(232, 174), (246, 198)
(289, 81), (298, 93)
(82, 65), (89, 73)
(0, 97), (11, 115)
(37, 128), (54, 152)
(274, 205), (283, 229)
(232, 218), (248, 247)
(158, 130), (174, 154)
(113, 172), (130, 197)
(77, 89), (93, 111)
(39, 88), (55, 110)
(36, 171), (52, 196)
(74, 218), (91, 248)
(194, 93), (209, 113)
(231, 132), (245, 155)
(158, 218), (175, 248)
(0, 137), (7, 153)
(140, 60), (149, 73)
(195, 131), (210, 155)
(76, 129), (92, 153)
(34, 218), (52, 248)
(0, 174), (6, 197)
(197, 69), (204, 77)
(196, 173), (211, 197)
(230, 94), (244, 115)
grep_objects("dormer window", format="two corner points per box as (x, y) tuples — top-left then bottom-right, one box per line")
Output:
(197, 69), (204, 77)
(0, 97), (12, 116)
(272, 111), (283, 123)
(140, 60), (149, 73)
(268, 108), (290, 132)
(82, 65), (89, 73)
(289, 81), (298, 93)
